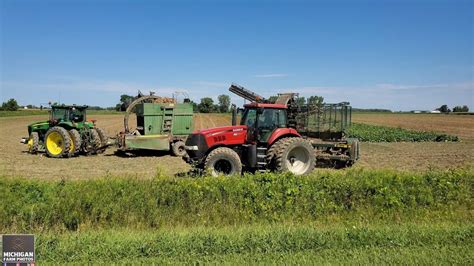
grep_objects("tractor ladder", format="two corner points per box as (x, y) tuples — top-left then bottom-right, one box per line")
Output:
(256, 146), (269, 172)
(161, 106), (174, 134)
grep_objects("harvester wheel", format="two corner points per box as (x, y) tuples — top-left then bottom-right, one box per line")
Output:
(68, 129), (82, 156)
(45, 127), (71, 158)
(272, 137), (315, 175)
(95, 127), (108, 154)
(171, 141), (186, 157)
(204, 147), (242, 177)
(27, 132), (39, 154)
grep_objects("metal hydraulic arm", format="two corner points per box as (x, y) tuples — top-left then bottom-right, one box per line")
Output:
(229, 83), (268, 103)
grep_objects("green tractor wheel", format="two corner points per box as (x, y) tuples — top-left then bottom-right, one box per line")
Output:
(95, 127), (108, 154)
(68, 129), (82, 157)
(84, 129), (102, 155)
(27, 132), (39, 154)
(45, 127), (71, 158)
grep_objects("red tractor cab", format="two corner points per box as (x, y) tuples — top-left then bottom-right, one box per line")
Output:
(184, 84), (359, 176)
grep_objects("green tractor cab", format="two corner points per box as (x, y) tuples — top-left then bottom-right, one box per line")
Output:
(21, 104), (109, 158)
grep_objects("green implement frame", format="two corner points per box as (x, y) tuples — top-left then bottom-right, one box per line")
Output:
(117, 96), (194, 156)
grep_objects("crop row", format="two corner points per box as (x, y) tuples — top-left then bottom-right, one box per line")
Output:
(347, 123), (459, 142)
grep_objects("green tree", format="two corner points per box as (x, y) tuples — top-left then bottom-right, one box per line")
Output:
(296, 97), (306, 105)
(308, 96), (324, 106)
(453, 105), (469, 112)
(1, 98), (19, 111)
(268, 96), (278, 103)
(198, 97), (215, 113)
(436, 104), (451, 113)
(116, 94), (135, 111)
(217, 94), (231, 113)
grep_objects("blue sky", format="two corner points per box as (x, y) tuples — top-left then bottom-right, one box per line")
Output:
(1, 0), (472, 111)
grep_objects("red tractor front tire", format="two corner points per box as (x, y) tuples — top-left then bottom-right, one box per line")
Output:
(204, 147), (242, 176)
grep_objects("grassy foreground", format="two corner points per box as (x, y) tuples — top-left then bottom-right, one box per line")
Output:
(1, 168), (472, 230)
(1, 168), (472, 263)
(35, 223), (473, 263)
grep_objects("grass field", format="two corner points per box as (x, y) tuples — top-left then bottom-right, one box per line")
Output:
(0, 112), (473, 263)
(1, 169), (473, 263)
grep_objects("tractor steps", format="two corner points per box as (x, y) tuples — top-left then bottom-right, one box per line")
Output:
(256, 146), (269, 173)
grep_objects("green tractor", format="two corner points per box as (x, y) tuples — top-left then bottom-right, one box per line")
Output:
(21, 104), (109, 158)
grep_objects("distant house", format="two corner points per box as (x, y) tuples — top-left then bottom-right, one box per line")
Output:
(430, 110), (441, 114)
(411, 110), (429, 114)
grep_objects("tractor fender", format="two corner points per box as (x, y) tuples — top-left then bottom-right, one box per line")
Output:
(267, 128), (301, 146)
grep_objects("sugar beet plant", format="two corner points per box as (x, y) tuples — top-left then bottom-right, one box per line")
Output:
(347, 123), (459, 142)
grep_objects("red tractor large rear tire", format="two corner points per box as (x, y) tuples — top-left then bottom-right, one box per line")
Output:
(272, 137), (315, 175)
(204, 147), (242, 176)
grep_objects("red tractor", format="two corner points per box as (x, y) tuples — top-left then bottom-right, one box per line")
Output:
(183, 84), (359, 176)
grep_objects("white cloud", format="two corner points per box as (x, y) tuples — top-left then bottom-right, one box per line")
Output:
(254, 73), (289, 78)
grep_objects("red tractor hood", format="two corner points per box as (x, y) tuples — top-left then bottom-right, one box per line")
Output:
(193, 125), (248, 148)
(194, 125), (246, 136)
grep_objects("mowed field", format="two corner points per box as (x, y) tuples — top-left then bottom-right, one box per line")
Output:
(0, 113), (472, 179)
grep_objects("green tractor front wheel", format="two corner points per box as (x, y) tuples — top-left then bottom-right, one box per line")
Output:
(27, 132), (39, 154)
(45, 127), (72, 158)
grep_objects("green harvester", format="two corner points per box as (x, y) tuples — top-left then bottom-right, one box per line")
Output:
(21, 104), (108, 158)
(116, 95), (194, 156)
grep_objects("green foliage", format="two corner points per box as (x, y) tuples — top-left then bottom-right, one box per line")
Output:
(436, 104), (451, 113)
(198, 97), (217, 113)
(348, 123), (459, 142)
(0, 110), (48, 117)
(296, 96), (306, 105)
(217, 94), (231, 113)
(308, 95), (324, 105)
(1, 98), (20, 111)
(268, 95), (278, 103)
(116, 94), (134, 111)
(34, 224), (473, 263)
(453, 105), (469, 112)
(0, 168), (471, 231)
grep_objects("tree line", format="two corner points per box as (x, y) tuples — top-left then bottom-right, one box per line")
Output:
(436, 104), (469, 113)
(1, 96), (470, 114)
